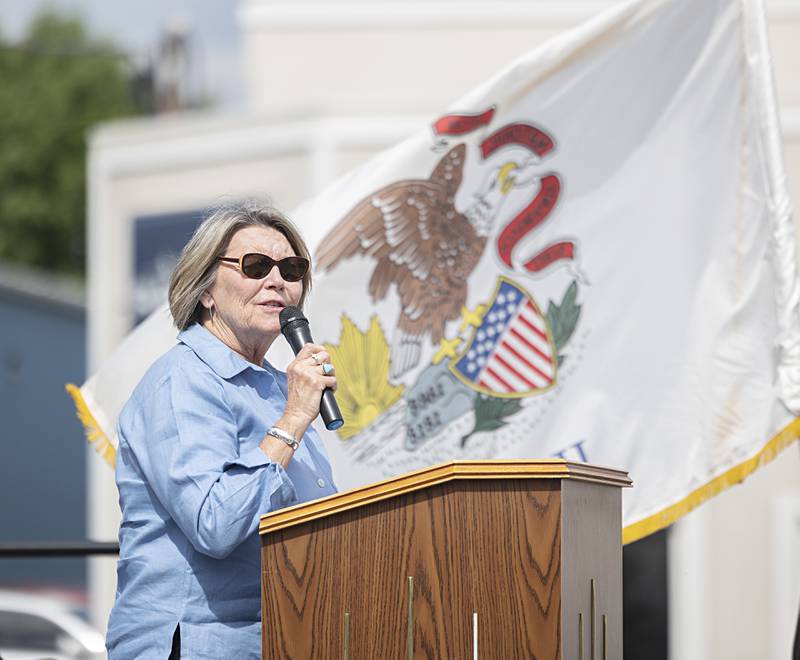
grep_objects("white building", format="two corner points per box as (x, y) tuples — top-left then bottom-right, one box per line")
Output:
(87, 2), (800, 658)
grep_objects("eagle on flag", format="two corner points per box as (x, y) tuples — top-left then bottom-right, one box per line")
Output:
(315, 144), (541, 378)
(315, 144), (484, 377)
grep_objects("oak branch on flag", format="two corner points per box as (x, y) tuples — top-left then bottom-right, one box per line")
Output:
(70, 0), (800, 544)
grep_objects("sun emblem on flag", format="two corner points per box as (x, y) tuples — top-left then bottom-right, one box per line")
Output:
(323, 315), (405, 439)
(449, 277), (557, 398)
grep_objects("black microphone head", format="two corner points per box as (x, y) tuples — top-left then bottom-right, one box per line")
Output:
(279, 306), (308, 335)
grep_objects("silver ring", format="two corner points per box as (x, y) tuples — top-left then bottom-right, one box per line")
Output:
(322, 363), (334, 375)
(311, 353), (322, 364)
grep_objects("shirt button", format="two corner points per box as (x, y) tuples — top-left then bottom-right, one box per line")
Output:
(317, 478), (326, 488)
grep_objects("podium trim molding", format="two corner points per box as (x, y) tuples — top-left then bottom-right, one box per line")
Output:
(259, 458), (631, 534)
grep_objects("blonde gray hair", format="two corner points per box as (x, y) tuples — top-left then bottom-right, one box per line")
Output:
(168, 202), (312, 330)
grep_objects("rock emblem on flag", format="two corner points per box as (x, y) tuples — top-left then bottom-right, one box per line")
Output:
(318, 107), (583, 449)
(403, 276), (580, 450)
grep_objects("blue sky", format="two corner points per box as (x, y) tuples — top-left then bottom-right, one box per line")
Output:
(0, 0), (244, 107)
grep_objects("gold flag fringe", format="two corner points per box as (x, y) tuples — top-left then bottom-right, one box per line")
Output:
(622, 416), (800, 545)
(65, 383), (117, 468)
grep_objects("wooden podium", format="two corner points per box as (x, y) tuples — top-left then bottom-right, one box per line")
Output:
(259, 460), (631, 659)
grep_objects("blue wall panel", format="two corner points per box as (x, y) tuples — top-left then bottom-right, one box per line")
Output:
(0, 293), (87, 589)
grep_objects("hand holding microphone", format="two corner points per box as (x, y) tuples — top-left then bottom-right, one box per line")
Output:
(279, 307), (344, 431)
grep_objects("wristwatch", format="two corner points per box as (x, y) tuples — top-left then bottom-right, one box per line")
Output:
(266, 426), (300, 450)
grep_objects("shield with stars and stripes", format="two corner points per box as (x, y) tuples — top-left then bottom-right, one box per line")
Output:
(449, 277), (557, 398)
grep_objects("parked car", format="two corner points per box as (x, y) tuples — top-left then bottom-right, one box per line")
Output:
(0, 590), (105, 660)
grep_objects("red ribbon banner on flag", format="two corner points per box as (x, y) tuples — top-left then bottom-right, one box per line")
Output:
(482, 124), (575, 275)
(481, 123), (555, 158)
(432, 107), (496, 137)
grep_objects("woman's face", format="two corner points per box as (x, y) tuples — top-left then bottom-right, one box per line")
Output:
(202, 225), (304, 345)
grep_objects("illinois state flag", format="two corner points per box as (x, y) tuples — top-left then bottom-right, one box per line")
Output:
(70, 0), (800, 543)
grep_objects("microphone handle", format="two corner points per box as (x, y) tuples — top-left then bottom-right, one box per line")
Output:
(284, 325), (344, 431)
(319, 389), (344, 432)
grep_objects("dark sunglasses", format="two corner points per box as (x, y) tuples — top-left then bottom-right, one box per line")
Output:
(217, 253), (309, 281)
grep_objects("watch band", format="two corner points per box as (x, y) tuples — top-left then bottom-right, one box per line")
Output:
(266, 426), (299, 450)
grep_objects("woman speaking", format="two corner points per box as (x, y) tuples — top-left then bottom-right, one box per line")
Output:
(106, 203), (337, 659)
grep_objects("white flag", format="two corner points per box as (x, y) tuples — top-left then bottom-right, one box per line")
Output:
(71, 0), (799, 543)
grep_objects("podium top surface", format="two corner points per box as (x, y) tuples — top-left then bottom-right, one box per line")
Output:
(260, 459), (631, 535)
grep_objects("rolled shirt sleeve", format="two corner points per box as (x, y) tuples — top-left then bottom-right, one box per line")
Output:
(119, 362), (297, 560)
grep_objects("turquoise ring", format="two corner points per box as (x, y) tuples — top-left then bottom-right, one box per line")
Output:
(322, 363), (334, 375)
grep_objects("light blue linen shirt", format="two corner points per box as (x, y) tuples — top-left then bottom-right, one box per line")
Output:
(106, 323), (337, 659)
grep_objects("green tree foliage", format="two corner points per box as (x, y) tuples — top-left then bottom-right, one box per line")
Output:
(0, 12), (137, 275)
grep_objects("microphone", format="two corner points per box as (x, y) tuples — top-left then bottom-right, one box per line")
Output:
(279, 306), (344, 431)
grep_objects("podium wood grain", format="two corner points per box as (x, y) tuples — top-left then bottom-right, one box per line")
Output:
(262, 480), (561, 659)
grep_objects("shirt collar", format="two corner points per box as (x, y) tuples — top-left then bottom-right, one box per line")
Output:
(178, 324), (269, 379)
